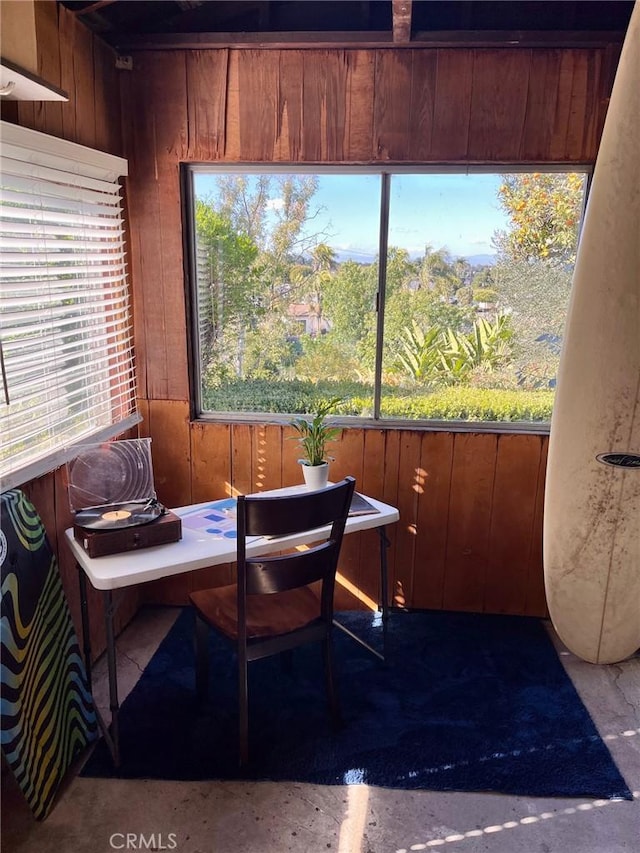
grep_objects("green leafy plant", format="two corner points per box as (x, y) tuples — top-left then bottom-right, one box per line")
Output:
(398, 321), (444, 382)
(289, 398), (343, 466)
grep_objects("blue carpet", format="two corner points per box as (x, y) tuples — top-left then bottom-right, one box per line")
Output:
(82, 608), (631, 799)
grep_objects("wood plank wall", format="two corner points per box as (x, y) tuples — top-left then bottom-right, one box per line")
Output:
(121, 42), (619, 617)
(137, 409), (549, 617)
(1, 2), (138, 657)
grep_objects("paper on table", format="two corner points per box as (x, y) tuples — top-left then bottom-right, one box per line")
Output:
(349, 492), (380, 516)
(180, 498), (238, 539)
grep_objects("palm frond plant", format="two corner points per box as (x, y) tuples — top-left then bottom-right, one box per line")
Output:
(289, 398), (343, 467)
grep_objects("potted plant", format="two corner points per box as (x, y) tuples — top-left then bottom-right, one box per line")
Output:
(289, 398), (342, 489)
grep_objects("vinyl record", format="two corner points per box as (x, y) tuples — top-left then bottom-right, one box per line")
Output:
(75, 501), (164, 531)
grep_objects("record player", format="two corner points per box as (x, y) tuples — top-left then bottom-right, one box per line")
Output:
(67, 438), (182, 558)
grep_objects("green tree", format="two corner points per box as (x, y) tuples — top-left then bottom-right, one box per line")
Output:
(493, 259), (572, 387)
(495, 173), (586, 264)
(324, 260), (377, 349)
(194, 200), (261, 376)
(289, 242), (336, 328)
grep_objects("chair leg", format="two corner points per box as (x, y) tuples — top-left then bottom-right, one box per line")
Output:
(194, 615), (209, 703)
(322, 636), (342, 728)
(238, 649), (249, 766)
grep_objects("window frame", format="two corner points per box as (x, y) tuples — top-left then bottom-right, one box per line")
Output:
(1, 120), (140, 489)
(183, 162), (591, 435)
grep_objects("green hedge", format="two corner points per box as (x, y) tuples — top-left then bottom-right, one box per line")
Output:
(202, 380), (554, 423)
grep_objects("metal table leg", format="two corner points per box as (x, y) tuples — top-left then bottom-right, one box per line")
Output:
(76, 564), (120, 767)
(78, 566), (92, 692)
(379, 525), (391, 658)
(332, 525), (391, 663)
(103, 590), (120, 767)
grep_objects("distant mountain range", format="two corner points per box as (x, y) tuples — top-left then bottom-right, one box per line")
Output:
(333, 249), (496, 266)
(465, 254), (496, 266)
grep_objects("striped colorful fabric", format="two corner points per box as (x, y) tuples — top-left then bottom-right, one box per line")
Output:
(1, 489), (97, 819)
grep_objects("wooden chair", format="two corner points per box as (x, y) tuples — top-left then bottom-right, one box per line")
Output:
(189, 476), (356, 765)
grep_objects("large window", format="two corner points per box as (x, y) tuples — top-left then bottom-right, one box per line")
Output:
(185, 167), (587, 426)
(0, 121), (139, 489)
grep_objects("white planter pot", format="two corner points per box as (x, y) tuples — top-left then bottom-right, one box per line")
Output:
(300, 461), (329, 490)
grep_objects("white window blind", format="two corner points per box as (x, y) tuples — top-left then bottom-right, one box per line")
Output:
(0, 121), (140, 489)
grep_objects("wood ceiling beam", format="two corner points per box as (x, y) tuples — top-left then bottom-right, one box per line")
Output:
(392, 0), (412, 43)
(110, 29), (626, 52)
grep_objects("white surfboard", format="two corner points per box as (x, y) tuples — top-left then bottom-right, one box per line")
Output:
(543, 2), (640, 665)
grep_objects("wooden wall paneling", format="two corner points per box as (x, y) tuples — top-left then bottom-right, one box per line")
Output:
(373, 50), (413, 160)
(93, 34), (121, 157)
(380, 428), (401, 605)
(189, 421), (234, 593)
(282, 423), (304, 486)
(251, 423), (283, 493)
(152, 52), (190, 400)
(15, 96), (37, 134)
(230, 423), (254, 495)
(580, 49), (603, 159)
(330, 427), (365, 610)
(141, 400), (192, 507)
(519, 50), (562, 161)
(34, 0), (63, 137)
(136, 398), (150, 436)
(301, 51), (348, 161)
(358, 429), (390, 608)
(484, 434), (542, 614)
(186, 50), (229, 161)
(548, 50), (595, 161)
(390, 430), (423, 608)
(430, 49), (474, 160)
(123, 55), (170, 400)
(407, 50), (437, 160)
(442, 432), (498, 611)
(411, 431), (454, 609)
(126, 52), (190, 401)
(525, 436), (549, 617)
(596, 44), (622, 148)
(276, 50), (304, 160)
(323, 51), (348, 162)
(139, 399), (192, 603)
(564, 51), (591, 160)
(549, 50), (576, 160)
(59, 4), (96, 148)
(237, 50), (279, 160)
(300, 51), (327, 161)
(0, 101), (19, 125)
(190, 421), (232, 503)
(468, 49), (531, 160)
(344, 50), (375, 161)
(223, 50), (241, 159)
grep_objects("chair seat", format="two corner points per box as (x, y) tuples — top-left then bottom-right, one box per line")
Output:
(190, 584), (322, 641)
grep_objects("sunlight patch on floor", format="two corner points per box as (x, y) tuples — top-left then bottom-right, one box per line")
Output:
(338, 782), (370, 853)
(395, 791), (640, 850)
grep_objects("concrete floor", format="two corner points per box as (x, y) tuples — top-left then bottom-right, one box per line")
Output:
(3, 607), (639, 853)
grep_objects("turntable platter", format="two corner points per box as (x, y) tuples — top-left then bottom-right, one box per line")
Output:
(75, 501), (164, 531)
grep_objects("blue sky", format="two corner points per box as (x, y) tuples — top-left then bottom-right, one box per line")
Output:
(194, 172), (509, 262)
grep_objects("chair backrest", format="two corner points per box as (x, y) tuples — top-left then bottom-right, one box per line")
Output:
(236, 477), (355, 617)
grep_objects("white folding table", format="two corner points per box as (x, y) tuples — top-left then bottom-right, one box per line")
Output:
(66, 487), (399, 766)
